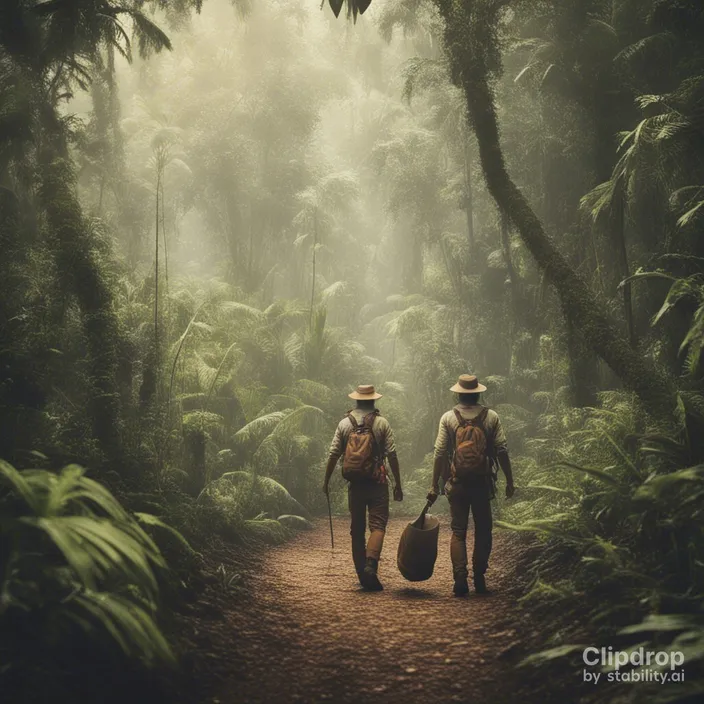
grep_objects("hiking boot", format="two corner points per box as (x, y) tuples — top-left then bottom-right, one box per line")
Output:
(474, 574), (489, 594)
(361, 557), (383, 591)
(453, 577), (469, 597)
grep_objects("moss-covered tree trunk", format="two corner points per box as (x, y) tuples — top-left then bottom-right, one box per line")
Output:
(565, 317), (599, 408)
(611, 188), (636, 347)
(0, 189), (48, 462)
(38, 155), (124, 465)
(433, 0), (676, 420)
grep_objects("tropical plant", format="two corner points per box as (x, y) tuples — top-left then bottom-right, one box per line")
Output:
(0, 460), (176, 668)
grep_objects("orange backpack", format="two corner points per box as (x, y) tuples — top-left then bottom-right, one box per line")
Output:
(342, 411), (381, 482)
(451, 407), (491, 480)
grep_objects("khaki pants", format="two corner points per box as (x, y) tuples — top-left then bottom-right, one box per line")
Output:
(348, 482), (389, 575)
(447, 479), (493, 580)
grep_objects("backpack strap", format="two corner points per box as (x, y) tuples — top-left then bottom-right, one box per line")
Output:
(453, 408), (469, 427)
(346, 411), (359, 431)
(472, 406), (490, 428)
(364, 410), (383, 460)
(475, 407), (496, 458)
(362, 410), (380, 429)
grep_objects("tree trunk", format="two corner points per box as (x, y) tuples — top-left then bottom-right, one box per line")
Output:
(98, 175), (105, 214)
(434, 0), (675, 420)
(39, 155), (125, 464)
(161, 179), (169, 302)
(154, 167), (160, 371)
(0, 189), (47, 463)
(612, 188), (635, 346)
(247, 205), (254, 288)
(106, 44), (124, 165)
(565, 316), (599, 408)
(463, 135), (475, 249)
(310, 207), (317, 329)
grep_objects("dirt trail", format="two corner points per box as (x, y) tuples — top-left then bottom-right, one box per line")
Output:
(204, 517), (541, 704)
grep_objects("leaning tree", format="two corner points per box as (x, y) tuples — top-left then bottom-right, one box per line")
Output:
(325, 0), (677, 421)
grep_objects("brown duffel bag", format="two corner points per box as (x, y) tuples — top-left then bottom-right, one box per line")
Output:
(397, 501), (440, 582)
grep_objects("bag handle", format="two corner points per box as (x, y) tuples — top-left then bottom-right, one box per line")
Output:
(411, 499), (434, 529)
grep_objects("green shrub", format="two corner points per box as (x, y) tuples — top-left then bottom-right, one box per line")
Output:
(0, 460), (175, 669)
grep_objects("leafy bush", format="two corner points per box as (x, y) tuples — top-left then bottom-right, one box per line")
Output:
(0, 461), (175, 670)
(198, 470), (309, 535)
(500, 392), (704, 700)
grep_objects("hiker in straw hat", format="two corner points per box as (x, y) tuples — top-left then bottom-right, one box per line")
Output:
(427, 375), (515, 596)
(323, 384), (403, 591)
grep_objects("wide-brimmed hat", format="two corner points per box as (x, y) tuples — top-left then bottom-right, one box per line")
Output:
(348, 384), (383, 401)
(450, 374), (487, 394)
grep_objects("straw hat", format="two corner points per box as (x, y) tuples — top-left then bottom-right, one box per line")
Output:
(348, 384), (383, 400)
(450, 374), (487, 394)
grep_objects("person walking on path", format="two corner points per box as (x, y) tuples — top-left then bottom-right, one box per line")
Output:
(427, 375), (515, 596)
(323, 384), (403, 591)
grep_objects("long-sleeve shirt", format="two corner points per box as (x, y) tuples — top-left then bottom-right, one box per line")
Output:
(328, 410), (396, 462)
(433, 404), (507, 460)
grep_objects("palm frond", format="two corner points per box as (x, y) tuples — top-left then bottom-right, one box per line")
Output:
(126, 10), (172, 58)
(233, 411), (288, 445)
(66, 590), (174, 664)
(1, 463), (173, 665)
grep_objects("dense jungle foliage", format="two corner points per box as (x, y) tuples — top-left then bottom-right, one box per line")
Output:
(1, 0), (703, 701)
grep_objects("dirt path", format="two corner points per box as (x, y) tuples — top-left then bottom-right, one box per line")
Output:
(203, 517), (540, 704)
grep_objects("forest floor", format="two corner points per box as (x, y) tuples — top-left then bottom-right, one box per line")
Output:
(176, 517), (596, 704)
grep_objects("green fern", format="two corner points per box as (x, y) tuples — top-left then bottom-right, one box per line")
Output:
(0, 461), (174, 665)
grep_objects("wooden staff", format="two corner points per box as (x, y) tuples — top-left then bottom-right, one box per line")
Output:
(326, 491), (334, 550)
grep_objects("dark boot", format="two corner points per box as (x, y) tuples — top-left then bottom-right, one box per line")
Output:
(361, 557), (383, 591)
(474, 574), (489, 594)
(453, 576), (469, 597)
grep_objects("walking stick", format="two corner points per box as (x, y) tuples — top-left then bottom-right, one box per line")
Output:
(326, 491), (334, 551)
